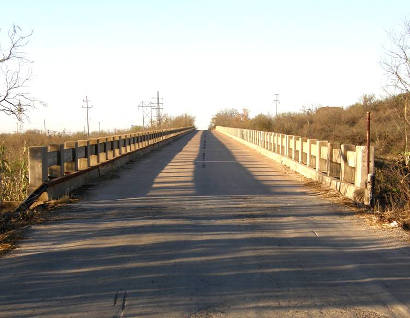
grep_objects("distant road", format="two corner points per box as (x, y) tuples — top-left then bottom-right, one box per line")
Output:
(1, 130), (409, 317)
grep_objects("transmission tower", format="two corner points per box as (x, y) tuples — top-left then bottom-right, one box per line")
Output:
(138, 101), (153, 128)
(150, 91), (164, 127)
(273, 93), (280, 116)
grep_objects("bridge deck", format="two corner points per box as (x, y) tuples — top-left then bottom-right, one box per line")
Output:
(1, 130), (409, 317)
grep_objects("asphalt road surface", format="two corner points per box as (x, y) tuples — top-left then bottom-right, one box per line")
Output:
(1, 130), (410, 317)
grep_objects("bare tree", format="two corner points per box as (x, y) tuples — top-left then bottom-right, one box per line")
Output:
(0, 25), (34, 121)
(383, 20), (410, 165)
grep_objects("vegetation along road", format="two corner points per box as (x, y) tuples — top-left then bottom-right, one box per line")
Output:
(0, 130), (409, 317)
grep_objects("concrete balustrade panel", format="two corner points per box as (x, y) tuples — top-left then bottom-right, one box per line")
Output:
(295, 136), (301, 162)
(64, 141), (79, 173)
(97, 138), (106, 163)
(341, 144), (356, 183)
(88, 139), (98, 166)
(77, 140), (90, 170)
(48, 144), (64, 178)
(317, 141), (328, 172)
(112, 136), (119, 157)
(106, 137), (113, 160)
(307, 139), (318, 169)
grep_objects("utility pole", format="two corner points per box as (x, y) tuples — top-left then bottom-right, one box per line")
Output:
(150, 91), (164, 128)
(98, 121), (101, 133)
(43, 119), (47, 135)
(273, 93), (280, 116)
(82, 96), (93, 137)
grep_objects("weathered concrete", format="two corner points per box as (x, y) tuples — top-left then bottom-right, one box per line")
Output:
(216, 126), (374, 204)
(1, 130), (410, 317)
(45, 129), (194, 200)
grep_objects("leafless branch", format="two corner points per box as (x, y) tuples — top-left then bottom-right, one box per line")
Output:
(0, 25), (35, 121)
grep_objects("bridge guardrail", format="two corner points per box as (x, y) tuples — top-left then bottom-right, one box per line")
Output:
(28, 126), (195, 197)
(216, 126), (374, 205)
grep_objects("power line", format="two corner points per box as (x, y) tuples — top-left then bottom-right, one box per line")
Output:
(82, 96), (93, 137)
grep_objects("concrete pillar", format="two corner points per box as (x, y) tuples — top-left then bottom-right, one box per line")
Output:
(28, 146), (48, 192)
(341, 144), (356, 182)
(355, 145), (374, 188)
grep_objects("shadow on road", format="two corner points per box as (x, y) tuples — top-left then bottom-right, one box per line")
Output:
(0, 194), (409, 317)
(1, 130), (410, 317)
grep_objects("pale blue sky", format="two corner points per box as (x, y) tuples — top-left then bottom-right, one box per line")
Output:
(1, 1), (410, 131)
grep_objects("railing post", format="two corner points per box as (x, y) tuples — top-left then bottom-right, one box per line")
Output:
(298, 137), (303, 163)
(355, 145), (374, 188)
(28, 146), (48, 192)
(291, 136), (296, 160)
(341, 144), (355, 182)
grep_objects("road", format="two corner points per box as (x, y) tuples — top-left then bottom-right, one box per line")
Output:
(0, 130), (410, 317)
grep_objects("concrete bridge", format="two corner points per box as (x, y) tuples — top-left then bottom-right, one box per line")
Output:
(1, 130), (410, 317)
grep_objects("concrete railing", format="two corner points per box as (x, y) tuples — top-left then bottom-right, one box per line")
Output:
(28, 126), (194, 199)
(216, 126), (374, 204)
